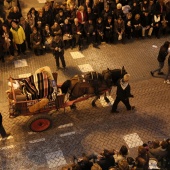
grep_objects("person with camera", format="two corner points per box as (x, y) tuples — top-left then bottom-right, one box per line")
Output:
(51, 36), (66, 71)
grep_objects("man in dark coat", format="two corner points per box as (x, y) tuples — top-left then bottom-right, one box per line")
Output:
(0, 113), (10, 138)
(111, 74), (135, 113)
(150, 41), (170, 76)
(51, 36), (66, 70)
(72, 18), (83, 50)
(20, 17), (32, 49)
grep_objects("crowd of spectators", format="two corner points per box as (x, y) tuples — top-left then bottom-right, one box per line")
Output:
(0, 0), (170, 62)
(61, 138), (170, 170)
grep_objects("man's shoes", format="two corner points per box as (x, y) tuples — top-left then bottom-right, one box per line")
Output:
(158, 72), (164, 75)
(150, 71), (154, 77)
(63, 67), (67, 71)
(111, 110), (119, 113)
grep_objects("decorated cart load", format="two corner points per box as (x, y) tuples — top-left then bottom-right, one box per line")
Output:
(7, 66), (57, 102)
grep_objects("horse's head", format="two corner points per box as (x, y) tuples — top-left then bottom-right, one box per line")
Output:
(102, 66), (127, 87)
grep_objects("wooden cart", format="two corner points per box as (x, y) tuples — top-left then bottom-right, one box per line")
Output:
(8, 73), (93, 132)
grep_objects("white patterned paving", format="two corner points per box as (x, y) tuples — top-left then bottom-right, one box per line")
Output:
(123, 133), (143, 148)
(14, 59), (28, 68)
(45, 150), (67, 168)
(70, 51), (85, 59)
(78, 64), (94, 72)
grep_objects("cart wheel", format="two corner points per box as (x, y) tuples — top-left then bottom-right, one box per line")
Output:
(27, 114), (53, 132)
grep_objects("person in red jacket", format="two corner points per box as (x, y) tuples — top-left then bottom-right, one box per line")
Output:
(76, 5), (87, 25)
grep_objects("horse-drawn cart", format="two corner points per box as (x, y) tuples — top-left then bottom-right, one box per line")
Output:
(7, 71), (94, 132)
(7, 66), (126, 132)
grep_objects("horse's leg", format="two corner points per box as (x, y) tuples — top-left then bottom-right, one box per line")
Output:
(104, 92), (110, 103)
(92, 96), (100, 107)
(70, 103), (77, 110)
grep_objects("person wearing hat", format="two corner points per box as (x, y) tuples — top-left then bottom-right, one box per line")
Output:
(51, 36), (66, 70)
(111, 74), (135, 113)
(0, 112), (10, 138)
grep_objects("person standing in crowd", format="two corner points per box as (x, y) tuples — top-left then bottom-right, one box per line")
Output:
(114, 17), (125, 44)
(8, 6), (22, 23)
(2, 24), (15, 57)
(10, 21), (26, 55)
(104, 16), (114, 44)
(164, 55), (170, 84)
(0, 0), (6, 20)
(72, 18), (83, 50)
(4, 15), (12, 28)
(0, 36), (5, 62)
(111, 74), (135, 113)
(141, 11), (153, 38)
(19, 17), (32, 50)
(76, 5), (87, 25)
(0, 112), (10, 138)
(51, 36), (66, 71)
(150, 41), (170, 76)
(135, 145), (149, 170)
(30, 26), (43, 56)
(84, 18), (98, 48)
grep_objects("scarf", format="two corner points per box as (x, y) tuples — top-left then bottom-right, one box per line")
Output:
(120, 79), (129, 90)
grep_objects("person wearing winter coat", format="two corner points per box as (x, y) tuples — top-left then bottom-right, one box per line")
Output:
(30, 26), (43, 56)
(51, 36), (66, 70)
(10, 21), (26, 55)
(150, 41), (170, 76)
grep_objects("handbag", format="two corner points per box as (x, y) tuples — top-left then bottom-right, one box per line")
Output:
(118, 34), (122, 40)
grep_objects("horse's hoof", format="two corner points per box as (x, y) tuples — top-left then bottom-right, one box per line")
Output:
(70, 105), (77, 110)
(92, 102), (97, 107)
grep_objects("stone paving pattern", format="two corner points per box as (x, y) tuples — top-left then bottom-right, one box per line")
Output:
(0, 1), (170, 170)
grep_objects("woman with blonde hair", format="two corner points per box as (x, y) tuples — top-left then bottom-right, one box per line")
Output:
(76, 5), (87, 24)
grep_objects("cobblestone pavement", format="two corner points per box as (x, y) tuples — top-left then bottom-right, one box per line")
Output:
(0, 1), (170, 170)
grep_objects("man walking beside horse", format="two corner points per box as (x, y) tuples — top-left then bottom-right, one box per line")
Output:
(111, 74), (135, 113)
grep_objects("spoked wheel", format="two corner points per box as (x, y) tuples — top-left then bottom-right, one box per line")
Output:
(27, 114), (53, 132)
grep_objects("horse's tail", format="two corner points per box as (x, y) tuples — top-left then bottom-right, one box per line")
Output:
(60, 80), (71, 94)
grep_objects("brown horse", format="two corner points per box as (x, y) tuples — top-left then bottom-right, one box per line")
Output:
(61, 67), (127, 107)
